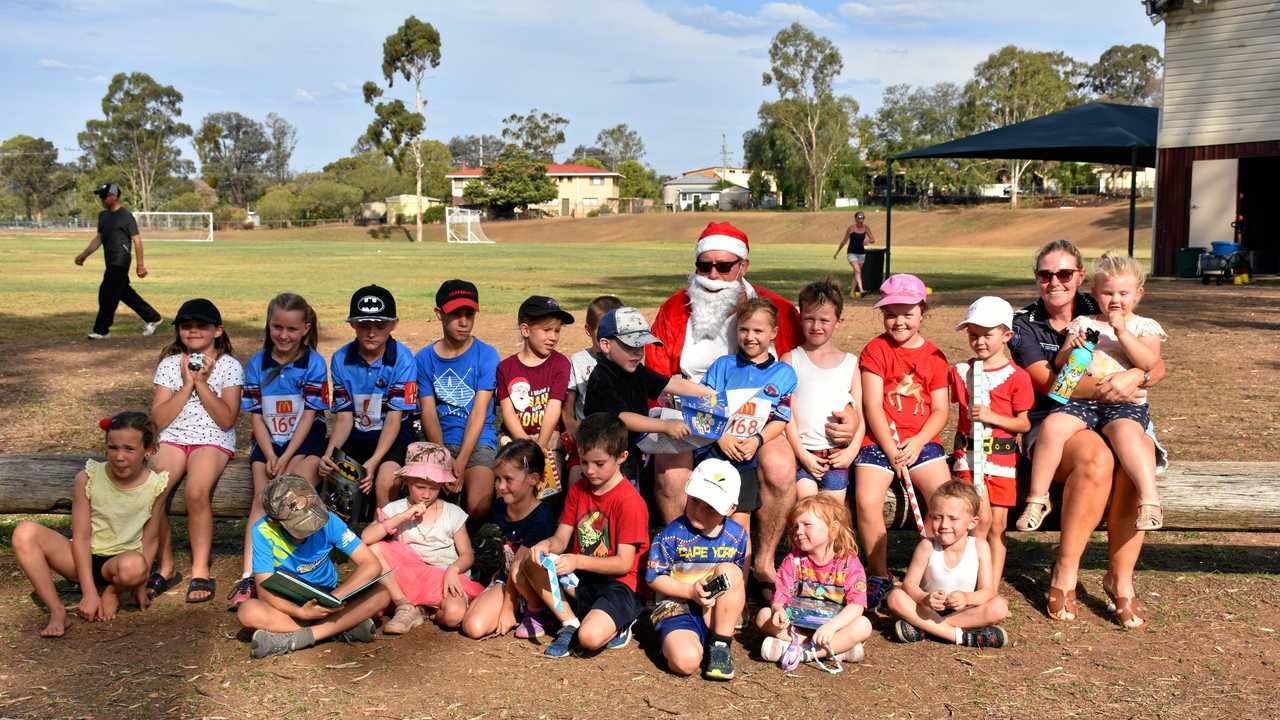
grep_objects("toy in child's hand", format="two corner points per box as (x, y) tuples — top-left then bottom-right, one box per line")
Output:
(702, 572), (731, 599)
(540, 553), (580, 613)
(1049, 328), (1100, 404)
(187, 352), (205, 372)
(319, 449), (365, 523)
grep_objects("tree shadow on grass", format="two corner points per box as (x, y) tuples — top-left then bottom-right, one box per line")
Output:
(366, 224), (412, 242)
(1088, 204), (1154, 231)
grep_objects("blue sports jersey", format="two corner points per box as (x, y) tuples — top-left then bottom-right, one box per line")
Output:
(701, 351), (796, 438)
(645, 515), (748, 591)
(242, 347), (329, 444)
(250, 512), (361, 590)
(330, 339), (418, 443)
(415, 338), (500, 448)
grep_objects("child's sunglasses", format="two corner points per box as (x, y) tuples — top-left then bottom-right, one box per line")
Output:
(1035, 268), (1079, 283)
(695, 259), (742, 275)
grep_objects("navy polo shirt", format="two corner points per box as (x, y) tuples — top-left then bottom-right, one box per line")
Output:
(1009, 293), (1101, 423)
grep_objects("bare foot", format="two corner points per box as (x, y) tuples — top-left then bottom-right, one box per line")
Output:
(751, 561), (778, 586)
(100, 587), (120, 621)
(41, 611), (67, 638)
(134, 585), (151, 611)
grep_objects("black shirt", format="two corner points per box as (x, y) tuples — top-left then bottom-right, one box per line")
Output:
(583, 355), (669, 481)
(490, 498), (557, 582)
(1009, 293), (1101, 424)
(97, 207), (139, 267)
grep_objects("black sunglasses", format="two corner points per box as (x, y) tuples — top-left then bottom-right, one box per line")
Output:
(1035, 269), (1079, 283)
(695, 259), (741, 275)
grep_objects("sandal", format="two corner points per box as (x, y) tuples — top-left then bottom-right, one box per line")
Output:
(225, 577), (256, 611)
(145, 570), (183, 600)
(1016, 495), (1053, 531)
(1135, 503), (1163, 531)
(1102, 574), (1147, 629)
(186, 577), (216, 604)
(1046, 585), (1077, 621)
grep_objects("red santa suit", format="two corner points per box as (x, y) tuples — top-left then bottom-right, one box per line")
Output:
(646, 222), (802, 381)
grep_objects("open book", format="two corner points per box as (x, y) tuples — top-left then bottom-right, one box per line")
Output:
(261, 568), (393, 609)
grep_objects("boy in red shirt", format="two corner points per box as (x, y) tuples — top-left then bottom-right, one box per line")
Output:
(948, 297), (1033, 586)
(522, 413), (649, 658)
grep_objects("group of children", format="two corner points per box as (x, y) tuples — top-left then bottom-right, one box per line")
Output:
(15, 247), (1166, 679)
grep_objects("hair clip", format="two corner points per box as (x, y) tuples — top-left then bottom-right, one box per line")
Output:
(98, 418), (112, 431)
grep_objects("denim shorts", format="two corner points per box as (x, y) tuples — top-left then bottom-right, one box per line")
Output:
(797, 448), (851, 491)
(1051, 400), (1149, 431)
(854, 442), (946, 474)
(847, 253), (866, 263)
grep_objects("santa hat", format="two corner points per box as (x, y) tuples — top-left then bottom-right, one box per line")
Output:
(695, 221), (749, 260)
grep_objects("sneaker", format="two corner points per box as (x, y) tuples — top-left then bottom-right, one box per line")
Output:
(606, 621), (634, 650)
(760, 635), (790, 663)
(703, 641), (735, 681)
(841, 642), (866, 663)
(894, 619), (924, 643)
(383, 604), (424, 635)
(544, 624), (577, 658)
(87, 332), (109, 340)
(515, 610), (550, 639)
(225, 576), (256, 611)
(341, 618), (377, 644)
(251, 628), (311, 659)
(142, 319), (162, 336)
(865, 575), (894, 611)
(961, 625), (1008, 648)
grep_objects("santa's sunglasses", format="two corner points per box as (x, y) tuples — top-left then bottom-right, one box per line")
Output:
(1035, 268), (1079, 283)
(695, 259), (742, 275)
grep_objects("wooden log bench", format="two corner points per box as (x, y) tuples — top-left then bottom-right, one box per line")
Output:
(1, 455), (1277, 531)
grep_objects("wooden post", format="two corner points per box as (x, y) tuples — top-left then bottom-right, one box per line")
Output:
(1, 455), (1278, 532)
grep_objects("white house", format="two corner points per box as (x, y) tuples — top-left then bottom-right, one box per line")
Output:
(661, 166), (780, 211)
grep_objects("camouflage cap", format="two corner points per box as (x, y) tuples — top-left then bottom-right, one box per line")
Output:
(262, 474), (328, 537)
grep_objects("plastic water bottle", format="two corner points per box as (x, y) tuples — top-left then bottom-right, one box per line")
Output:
(1049, 329), (1100, 404)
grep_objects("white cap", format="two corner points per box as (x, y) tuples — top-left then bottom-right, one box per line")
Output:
(684, 458), (740, 516)
(955, 296), (1014, 331)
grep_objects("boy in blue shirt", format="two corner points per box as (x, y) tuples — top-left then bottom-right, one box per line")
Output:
(647, 458), (748, 681)
(415, 279), (500, 528)
(236, 475), (390, 658)
(320, 285), (419, 515)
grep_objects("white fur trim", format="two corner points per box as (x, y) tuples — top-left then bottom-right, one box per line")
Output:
(695, 234), (748, 259)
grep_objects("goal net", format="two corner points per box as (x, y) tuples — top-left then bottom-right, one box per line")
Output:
(445, 207), (494, 244)
(134, 212), (214, 242)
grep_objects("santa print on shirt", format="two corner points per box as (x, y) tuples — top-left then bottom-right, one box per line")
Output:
(948, 358), (1035, 473)
(497, 352), (569, 437)
(858, 334), (949, 446)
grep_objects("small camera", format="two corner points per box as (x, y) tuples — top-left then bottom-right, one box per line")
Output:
(187, 353), (205, 372)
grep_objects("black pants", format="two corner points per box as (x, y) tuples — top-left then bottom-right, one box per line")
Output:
(94, 265), (160, 335)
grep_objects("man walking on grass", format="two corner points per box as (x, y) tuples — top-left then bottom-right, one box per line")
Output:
(74, 183), (163, 340)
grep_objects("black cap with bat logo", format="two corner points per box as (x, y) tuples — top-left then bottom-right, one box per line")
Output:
(347, 284), (397, 323)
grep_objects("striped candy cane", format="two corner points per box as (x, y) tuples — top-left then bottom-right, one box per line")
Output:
(890, 421), (927, 538)
(970, 361), (989, 498)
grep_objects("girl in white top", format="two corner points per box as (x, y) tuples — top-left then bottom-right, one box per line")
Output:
(885, 481), (1010, 647)
(149, 298), (243, 604)
(13, 412), (168, 637)
(782, 280), (864, 502)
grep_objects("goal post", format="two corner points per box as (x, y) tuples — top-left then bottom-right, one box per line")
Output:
(444, 207), (495, 244)
(133, 212), (214, 242)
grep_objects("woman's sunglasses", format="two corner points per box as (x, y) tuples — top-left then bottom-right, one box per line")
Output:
(695, 259), (741, 275)
(1035, 268), (1079, 283)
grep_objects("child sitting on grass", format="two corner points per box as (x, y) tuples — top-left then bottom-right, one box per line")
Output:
(14, 412), (168, 637)
(237, 475), (390, 659)
(885, 481), (1010, 648)
(362, 442), (482, 634)
(646, 458), (748, 681)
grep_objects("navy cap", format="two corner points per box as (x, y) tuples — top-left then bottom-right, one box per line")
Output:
(518, 295), (574, 325)
(174, 298), (222, 326)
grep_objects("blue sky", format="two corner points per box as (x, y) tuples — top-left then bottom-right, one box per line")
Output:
(4, 0), (1162, 177)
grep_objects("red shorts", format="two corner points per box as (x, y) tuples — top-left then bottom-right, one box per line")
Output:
(952, 470), (1017, 508)
(376, 540), (483, 608)
(159, 441), (234, 459)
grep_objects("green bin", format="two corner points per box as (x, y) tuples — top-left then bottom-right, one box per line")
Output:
(1176, 247), (1205, 279)
(862, 248), (887, 292)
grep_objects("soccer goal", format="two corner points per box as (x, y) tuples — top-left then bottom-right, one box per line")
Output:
(445, 207), (494, 244)
(134, 212), (214, 242)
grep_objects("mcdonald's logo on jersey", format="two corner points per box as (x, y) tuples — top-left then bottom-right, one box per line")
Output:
(275, 399), (294, 414)
(738, 400), (757, 417)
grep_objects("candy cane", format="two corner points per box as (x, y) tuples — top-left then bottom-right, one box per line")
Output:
(970, 361), (989, 499)
(890, 421), (927, 537)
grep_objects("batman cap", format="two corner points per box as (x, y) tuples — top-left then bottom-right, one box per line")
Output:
(347, 284), (398, 323)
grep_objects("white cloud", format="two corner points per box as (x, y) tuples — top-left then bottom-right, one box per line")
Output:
(332, 81), (352, 93)
(294, 87), (315, 102)
(37, 58), (74, 70)
(760, 2), (836, 29)
(671, 2), (836, 35)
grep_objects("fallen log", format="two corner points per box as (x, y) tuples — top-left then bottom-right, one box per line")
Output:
(0, 455), (1276, 531)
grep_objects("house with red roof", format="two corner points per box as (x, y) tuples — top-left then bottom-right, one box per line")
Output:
(446, 163), (621, 217)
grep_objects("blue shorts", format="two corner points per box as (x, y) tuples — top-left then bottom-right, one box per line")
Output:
(847, 253), (866, 263)
(797, 448), (851, 491)
(569, 573), (643, 632)
(1051, 400), (1149, 431)
(654, 603), (709, 645)
(250, 421), (327, 464)
(854, 442), (946, 474)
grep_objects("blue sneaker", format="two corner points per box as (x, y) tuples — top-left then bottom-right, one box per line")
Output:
(544, 624), (577, 658)
(606, 621), (634, 650)
(865, 575), (894, 612)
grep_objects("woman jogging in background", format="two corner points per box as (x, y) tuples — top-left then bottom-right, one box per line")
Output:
(833, 211), (876, 299)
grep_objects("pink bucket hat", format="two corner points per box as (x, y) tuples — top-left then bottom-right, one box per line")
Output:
(874, 274), (928, 308)
(396, 442), (458, 488)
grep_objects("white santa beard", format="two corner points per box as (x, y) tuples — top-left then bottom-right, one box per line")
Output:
(687, 273), (745, 341)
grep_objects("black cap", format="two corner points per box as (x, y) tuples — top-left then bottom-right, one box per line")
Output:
(174, 298), (222, 326)
(348, 284), (397, 322)
(517, 295), (574, 325)
(435, 279), (479, 313)
(94, 182), (121, 198)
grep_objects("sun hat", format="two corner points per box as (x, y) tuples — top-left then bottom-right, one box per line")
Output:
(873, 274), (928, 308)
(955, 296), (1015, 331)
(684, 458), (741, 516)
(263, 474), (329, 536)
(396, 442), (458, 486)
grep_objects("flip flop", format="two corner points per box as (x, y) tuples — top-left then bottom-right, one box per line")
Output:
(146, 571), (183, 600)
(186, 577), (216, 604)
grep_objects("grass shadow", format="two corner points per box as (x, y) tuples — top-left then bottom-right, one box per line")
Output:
(366, 224), (412, 242)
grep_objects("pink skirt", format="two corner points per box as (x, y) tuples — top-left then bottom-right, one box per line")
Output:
(376, 540), (483, 608)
